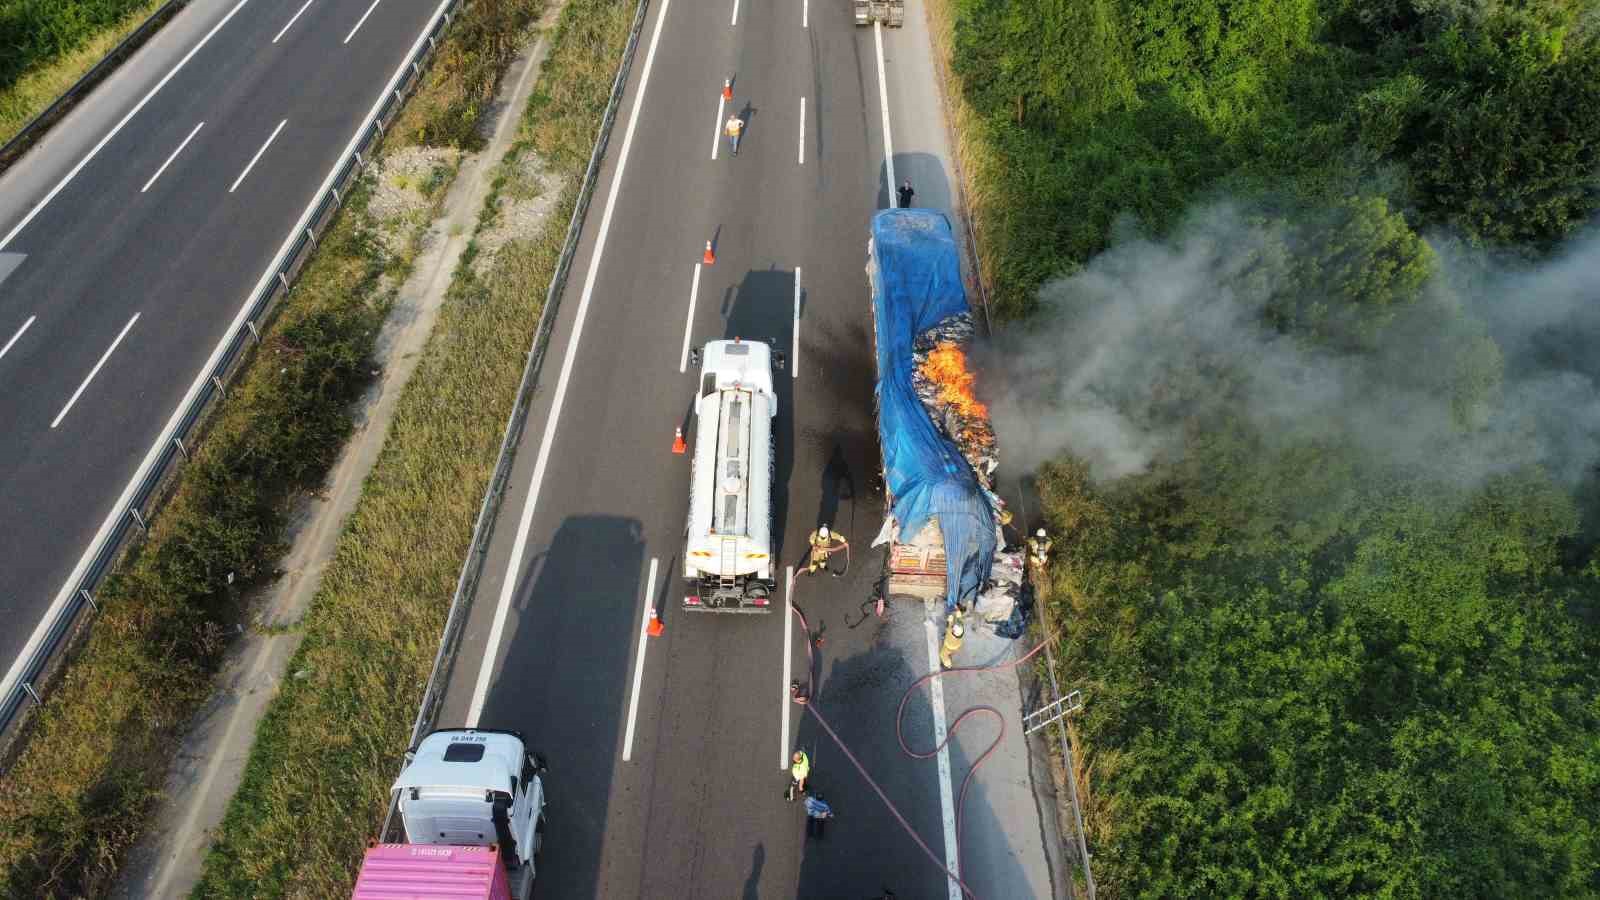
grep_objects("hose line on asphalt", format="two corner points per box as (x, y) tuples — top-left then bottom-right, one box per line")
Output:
(788, 603), (1055, 900)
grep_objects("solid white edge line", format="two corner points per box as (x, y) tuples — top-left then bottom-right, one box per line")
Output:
(229, 119), (287, 194)
(679, 263), (701, 373)
(0, 315), (36, 362)
(782, 565), (793, 769)
(925, 605), (962, 900)
(798, 96), (805, 165)
(344, 0), (383, 44)
(0, 0), (254, 252)
(875, 21), (897, 204)
(141, 121), (205, 193)
(0, 0), (457, 725)
(622, 557), (659, 762)
(273, 0), (315, 43)
(711, 93), (726, 161)
(52, 313), (140, 429)
(730, 0), (739, 27)
(792, 267), (800, 380)
(803, 0), (808, 28)
(466, 0), (675, 725)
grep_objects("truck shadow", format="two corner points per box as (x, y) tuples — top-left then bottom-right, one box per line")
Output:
(478, 514), (645, 900)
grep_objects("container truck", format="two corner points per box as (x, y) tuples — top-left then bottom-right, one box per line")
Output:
(682, 338), (781, 612)
(351, 728), (546, 900)
(866, 209), (998, 614)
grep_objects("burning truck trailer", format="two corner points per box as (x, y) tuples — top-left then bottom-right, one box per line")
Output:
(866, 209), (1010, 621)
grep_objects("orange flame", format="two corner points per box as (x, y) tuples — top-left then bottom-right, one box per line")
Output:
(920, 343), (989, 419)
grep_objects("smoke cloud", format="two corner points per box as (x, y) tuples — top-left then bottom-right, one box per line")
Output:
(977, 203), (1600, 488)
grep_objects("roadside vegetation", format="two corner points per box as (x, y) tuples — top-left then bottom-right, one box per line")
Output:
(0, 5), (535, 897)
(0, 0), (163, 144)
(932, 0), (1600, 895)
(191, 0), (634, 896)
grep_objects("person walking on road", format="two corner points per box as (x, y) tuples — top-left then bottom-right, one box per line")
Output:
(804, 792), (835, 838)
(725, 114), (745, 156)
(897, 179), (915, 208)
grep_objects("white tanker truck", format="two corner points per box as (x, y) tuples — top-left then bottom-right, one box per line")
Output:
(682, 338), (780, 612)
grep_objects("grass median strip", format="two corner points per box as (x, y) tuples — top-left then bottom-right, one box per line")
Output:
(189, 0), (636, 896)
(0, 5), (538, 897)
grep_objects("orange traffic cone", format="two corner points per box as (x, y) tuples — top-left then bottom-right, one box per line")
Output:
(702, 241), (715, 265)
(722, 79), (733, 102)
(672, 427), (687, 454)
(648, 609), (664, 637)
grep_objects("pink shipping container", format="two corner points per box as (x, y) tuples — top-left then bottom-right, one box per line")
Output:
(351, 843), (511, 900)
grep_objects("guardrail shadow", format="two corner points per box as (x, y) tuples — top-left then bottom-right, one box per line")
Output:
(479, 514), (645, 900)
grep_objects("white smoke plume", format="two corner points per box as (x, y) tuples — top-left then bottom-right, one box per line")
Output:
(977, 203), (1600, 487)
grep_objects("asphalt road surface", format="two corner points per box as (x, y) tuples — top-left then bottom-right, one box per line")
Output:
(436, 0), (1062, 897)
(0, 0), (456, 704)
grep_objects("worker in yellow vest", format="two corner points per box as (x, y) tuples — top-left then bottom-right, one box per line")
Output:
(940, 612), (965, 669)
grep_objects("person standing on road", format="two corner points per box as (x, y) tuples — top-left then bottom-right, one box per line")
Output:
(897, 179), (915, 208)
(725, 114), (745, 156)
(800, 525), (848, 576)
(804, 792), (835, 838)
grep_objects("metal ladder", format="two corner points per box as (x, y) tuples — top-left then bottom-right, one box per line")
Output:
(719, 538), (739, 594)
(1023, 688), (1083, 735)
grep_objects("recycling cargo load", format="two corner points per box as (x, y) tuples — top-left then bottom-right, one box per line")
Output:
(866, 209), (1000, 613)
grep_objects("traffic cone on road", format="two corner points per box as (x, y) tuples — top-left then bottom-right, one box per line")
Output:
(722, 79), (733, 102)
(672, 427), (687, 454)
(703, 241), (716, 265)
(648, 609), (664, 637)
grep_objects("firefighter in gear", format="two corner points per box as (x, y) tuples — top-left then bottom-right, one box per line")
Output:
(801, 525), (847, 576)
(939, 612), (965, 669)
(1027, 527), (1052, 577)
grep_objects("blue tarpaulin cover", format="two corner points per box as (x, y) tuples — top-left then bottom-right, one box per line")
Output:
(870, 209), (996, 612)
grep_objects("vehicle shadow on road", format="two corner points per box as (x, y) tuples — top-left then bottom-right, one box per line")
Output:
(479, 514), (646, 900)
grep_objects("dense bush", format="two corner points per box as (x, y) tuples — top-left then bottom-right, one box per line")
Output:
(0, 0), (150, 90)
(938, 0), (1600, 895)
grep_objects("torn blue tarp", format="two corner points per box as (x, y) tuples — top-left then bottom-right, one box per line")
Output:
(869, 209), (996, 613)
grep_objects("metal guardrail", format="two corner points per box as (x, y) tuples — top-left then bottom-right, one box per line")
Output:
(381, 0), (655, 842)
(0, 0), (191, 176)
(0, 0), (467, 746)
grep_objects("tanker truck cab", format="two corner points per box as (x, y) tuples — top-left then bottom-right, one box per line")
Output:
(390, 729), (546, 896)
(684, 338), (778, 612)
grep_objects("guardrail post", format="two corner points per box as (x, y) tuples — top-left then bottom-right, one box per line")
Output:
(246, 320), (261, 344)
(129, 507), (147, 531)
(211, 374), (226, 397)
(79, 587), (98, 612)
(304, 227), (317, 249)
(412, 61), (422, 79)
(172, 436), (188, 460)
(22, 683), (42, 706)
(331, 187), (341, 208)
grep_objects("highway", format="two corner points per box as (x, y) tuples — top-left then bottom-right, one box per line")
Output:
(0, 1), (457, 706)
(435, 0), (1061, 896)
